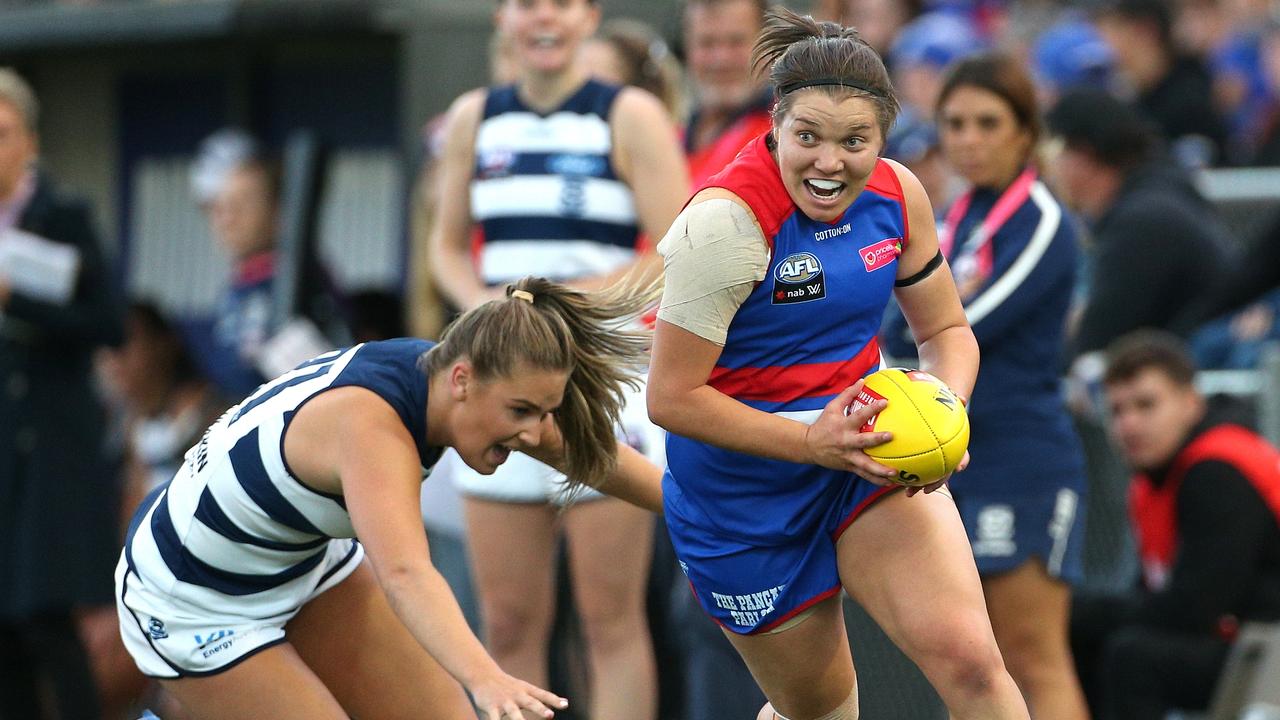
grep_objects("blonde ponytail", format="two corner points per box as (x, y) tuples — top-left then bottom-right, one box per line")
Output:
(426, 276), (659, 493)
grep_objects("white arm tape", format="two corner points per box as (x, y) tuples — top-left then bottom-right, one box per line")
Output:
(656, 199), (769, 346)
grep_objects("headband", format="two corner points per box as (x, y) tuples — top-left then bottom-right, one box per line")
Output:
(779, 78), (881, 98)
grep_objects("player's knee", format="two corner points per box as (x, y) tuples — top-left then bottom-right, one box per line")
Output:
(479, 601), (551, 656)
(576, 602), (646, 652)
(913, 620), (1008, 697)
(997, 626), (1071, 691)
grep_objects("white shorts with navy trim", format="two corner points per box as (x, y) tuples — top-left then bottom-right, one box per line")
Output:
(115, 538), (363, 678)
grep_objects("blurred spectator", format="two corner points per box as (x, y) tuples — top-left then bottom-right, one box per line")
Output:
(883, 108), (957, 214)
(682, 0), (773, 188)
(1072, 330), (1280, 720)
(1190, 287), (1280, 369)
(347, 288), (405, 343)
(1045, 89), (1235, 363)
(583, 18), (686, 120)
(406, 31), (517, 342)
(1092, 0), (1228, 167)
(888, 11), (985, 123)
(0, 66), (124, 719)
(884, 52), (1091, 720)
(99, 301), (229, 517)
(1210, 24), (1274, 164)
(201, 147), (349, 397)
(94, 300), (228, 718)
(427, 1), (687, 717)
(1032, 15), (1116, 104)
(1175, 0), (1233, 59)
(812, 0), (922, 56)
(1249, 19), (1280, 165)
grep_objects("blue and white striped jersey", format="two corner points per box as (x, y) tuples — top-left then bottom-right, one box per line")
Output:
(470, 79), (640, 284)
(121, 339), (441, 617)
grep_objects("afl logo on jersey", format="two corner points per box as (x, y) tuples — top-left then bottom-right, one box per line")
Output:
(772, 252), (826, 305)
(478, 149), (516, 178)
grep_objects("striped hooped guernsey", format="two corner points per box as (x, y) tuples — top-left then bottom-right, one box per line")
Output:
(664, 134), (908, 543)
(470, 79), (640, 285)
(122, 339), (442, 619)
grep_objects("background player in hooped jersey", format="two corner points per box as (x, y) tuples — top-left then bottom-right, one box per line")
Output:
(427, 1), (687, 718)
(647, 9), (1029, 720)
(881, 53), (1091, 720)
(115, 277), (665, 720)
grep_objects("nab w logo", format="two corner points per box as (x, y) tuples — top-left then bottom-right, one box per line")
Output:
(772, 252), (826, 305)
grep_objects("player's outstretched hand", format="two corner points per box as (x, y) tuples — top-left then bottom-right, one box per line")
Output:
(804, 380), (898, 485)
(905, 449), (969, 497)
(470, 671), (568, 719)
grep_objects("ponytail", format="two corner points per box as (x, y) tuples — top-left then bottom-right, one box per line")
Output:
(426, 276), (659, 494)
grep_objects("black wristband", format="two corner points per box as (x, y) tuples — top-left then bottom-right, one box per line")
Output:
(894, 250), (944, 288)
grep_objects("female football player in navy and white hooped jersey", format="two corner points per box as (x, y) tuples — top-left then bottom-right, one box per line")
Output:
(883, 52), (1091, 720)
(647, 9), (1030, 720)
(115, 277), (663, 720)
(427, 1), (687, 718)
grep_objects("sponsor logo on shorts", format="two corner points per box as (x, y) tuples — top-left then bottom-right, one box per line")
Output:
(860, 238), (902, 272)
(972, 504), (1016, 557)
(195, 628), (239, 659)
(772, 252), (826, 305)
(147, 618), (168, 640)
(711, 584), (785, 628)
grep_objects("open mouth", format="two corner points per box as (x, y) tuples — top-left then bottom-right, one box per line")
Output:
(488, 444), (512, 467)
(532, 34), (562, 50)
(804, 178), (845, 200)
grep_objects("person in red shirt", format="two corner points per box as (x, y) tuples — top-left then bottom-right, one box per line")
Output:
(683, 0), (775, 188)
(1073, 329), (1280, 720)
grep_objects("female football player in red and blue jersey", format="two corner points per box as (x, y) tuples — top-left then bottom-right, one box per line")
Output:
(647, 8), (1029, 720)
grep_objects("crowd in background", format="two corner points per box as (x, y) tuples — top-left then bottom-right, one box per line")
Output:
(3, 0), (1280, 718)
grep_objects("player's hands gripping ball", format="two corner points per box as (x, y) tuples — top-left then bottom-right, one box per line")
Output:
(849, 368), (970, 487)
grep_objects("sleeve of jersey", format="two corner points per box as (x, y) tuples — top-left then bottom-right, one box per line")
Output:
(656, 199), (770, 346)
(962, 190), (1074, 346)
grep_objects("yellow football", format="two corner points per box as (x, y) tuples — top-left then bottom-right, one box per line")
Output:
(850, 368), (969, 487)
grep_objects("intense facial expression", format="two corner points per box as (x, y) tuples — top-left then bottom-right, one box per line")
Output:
(450, 360), (570, 474)
(1106, 368), (1204, 470)
(684, 0), (762, 112)
(938, 85), (1033, 189)
(774, 91), (884, 223)
(497, 0), (600, 77)
(208, 164), (276, 261)
(0, 99), (35, 202)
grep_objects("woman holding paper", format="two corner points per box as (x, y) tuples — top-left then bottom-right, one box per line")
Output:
(0, 66), (125, 720)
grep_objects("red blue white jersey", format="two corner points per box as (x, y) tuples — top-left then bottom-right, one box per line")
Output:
(665, 134), (907, 544)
